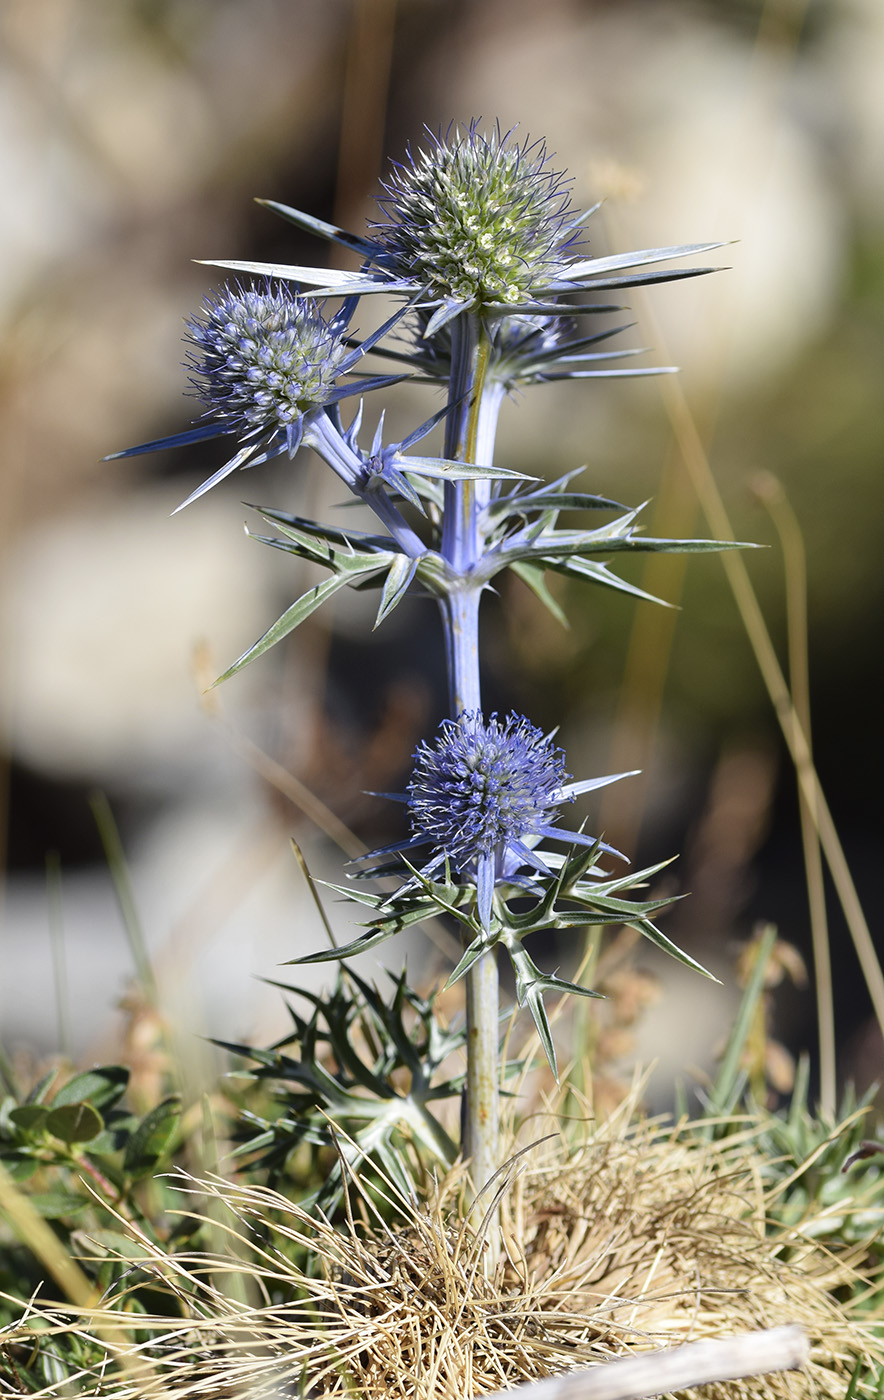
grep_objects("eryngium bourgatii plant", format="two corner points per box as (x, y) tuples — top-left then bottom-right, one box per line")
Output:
(112, 121), (740, 1197)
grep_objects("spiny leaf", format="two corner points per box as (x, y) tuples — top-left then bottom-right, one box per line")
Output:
(197, 257), (411, 296)
(488, 490), (623, 522)
(375, 554), (418, 628)
(256, 198), (379, 257)
(566, 241), (726, 280)
(216, 563), (386, 682)
(631, 919), (718, 979)
(285, 923), (408, 965)
(508, 561), (569, 628)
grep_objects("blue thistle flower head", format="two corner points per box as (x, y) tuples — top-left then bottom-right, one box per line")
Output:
(407, 711), (570, 868)
(185, 283), (350, 436)
(373, 123), (579, 313)
(109, 282), (412, 511)
(386, 710), (628, 931)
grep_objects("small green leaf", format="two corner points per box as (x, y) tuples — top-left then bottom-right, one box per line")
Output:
(0, 1149), (39, 1181)
(543, 555), (669, 606)
(523, 985), (558, 1079)
(509, 561), (569, 628)
(444, 933), (496, 990)
(123, 1097), (180, 1179)
(53, 1065), (130, 1112)
(25, 1190), (88, 1219)
(488, 490), (623, 521)
(88, 1110), (139, 1155)
(9, 1105), (49, 1133)
(25, 1070), (57, 1105)
(286, 923), (405, 965)
(45, 1102), (104, 1145)
(399, 455), (532, 482)
(216, 561), (386, 682)
(633, 919), (718, 979)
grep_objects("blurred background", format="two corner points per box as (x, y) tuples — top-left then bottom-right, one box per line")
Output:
(1, 0), (882, 1110)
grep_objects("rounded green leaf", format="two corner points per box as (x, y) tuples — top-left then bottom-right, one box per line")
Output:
(0, 1149), (39, 1181)
(9, 1105), (48, 1134)
(25, 1190), (88, 1219)
(52, 1065), (130, 1111)
(45, 1102), (104, 1145)
(88, 1110), (139, 1155)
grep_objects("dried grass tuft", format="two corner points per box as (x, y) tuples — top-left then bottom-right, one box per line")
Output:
(2, 1092), (881, 1399)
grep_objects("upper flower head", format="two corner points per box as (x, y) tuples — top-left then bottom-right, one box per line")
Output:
(372, 123), (579, 312)
(185, 283), (350, 436)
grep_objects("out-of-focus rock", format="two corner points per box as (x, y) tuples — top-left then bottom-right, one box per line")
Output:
(0, 486), (288, 784)
(432, 0), (846, 394)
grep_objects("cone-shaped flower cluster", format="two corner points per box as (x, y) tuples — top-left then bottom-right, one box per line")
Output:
(404, 712), (582, 930)
(373, 124), (578, 311)
(360, 712), (631, 938)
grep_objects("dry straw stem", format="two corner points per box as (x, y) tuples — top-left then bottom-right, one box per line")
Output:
(2, 1092), (880, 1400)
(751, 471), (835, 1119)
(482, 1326), (808, 1400)
(656, 364), (884, 1046)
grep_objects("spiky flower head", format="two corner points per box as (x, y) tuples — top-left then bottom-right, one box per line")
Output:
(405, 710), (592, 936)
(185, 283), (350, 436)
(407, 711), (571, 869)
(377, 710), (626, 931)
(374, 123), (578, 311)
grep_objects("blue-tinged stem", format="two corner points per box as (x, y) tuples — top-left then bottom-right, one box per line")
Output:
(475, 380), (508, 495)
(436, 315), (499, 1198)
(364, 487), (425, 559)
(306, 412), (425, 559)
(441, 316), (481, 571)
(442, 589), (481, 716)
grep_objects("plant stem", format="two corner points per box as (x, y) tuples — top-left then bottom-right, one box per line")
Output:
(464, 935), (500, 1194)
(440, 588), (481, 714)
(437, 315), (500, 1194)
(307, 412), (425, 558)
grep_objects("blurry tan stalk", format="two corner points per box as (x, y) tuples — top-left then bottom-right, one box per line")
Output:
(596, 0), (883, 1086)
(752, 473), (835, 1117)
(655, 364), (884, 1054)
(333, 0), (398, 262)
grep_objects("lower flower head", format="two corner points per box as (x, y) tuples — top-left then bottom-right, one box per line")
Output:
(185, 284), (350, 434)
(374, 123), (577, 310)
(406, 711), (571, 871)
